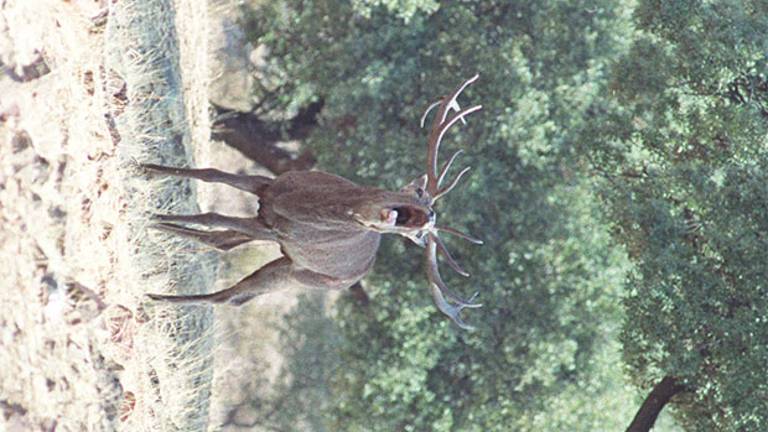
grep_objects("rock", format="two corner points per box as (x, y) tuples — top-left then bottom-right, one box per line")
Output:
(208, 0), (255, 112)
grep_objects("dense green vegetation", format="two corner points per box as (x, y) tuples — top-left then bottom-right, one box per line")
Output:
(580, 1), (768, 430)
(237, 1), (767, 430)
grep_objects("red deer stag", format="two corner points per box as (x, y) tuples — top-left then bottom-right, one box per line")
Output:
(145, 75), (483, 329)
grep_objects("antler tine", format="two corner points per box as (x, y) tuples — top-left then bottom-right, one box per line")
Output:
(440, 73), (479, 125)
(429, 282), (475, 330)
(426, 235), (482, 330)
(434, 104), (482, 157)
(422, 74), (478, 130)
(436, 225), (484, 245)
(425, 105), (482, 196)
(437, 149), (463, 187)
(420, 100), (442, 128)
(424, 75), (481, 195)
(433, 166), (471, 202)
(427, 236), (480, 306)
(434, 233), (470, 277)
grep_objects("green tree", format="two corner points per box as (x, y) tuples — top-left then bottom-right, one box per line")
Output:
(580, 1), (768, 430)
(243, 1), (645, 430)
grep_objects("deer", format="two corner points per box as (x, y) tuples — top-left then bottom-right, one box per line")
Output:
(145, 75), (484, 329)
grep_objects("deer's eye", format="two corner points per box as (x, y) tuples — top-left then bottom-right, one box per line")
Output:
(415, 187), (424, 198)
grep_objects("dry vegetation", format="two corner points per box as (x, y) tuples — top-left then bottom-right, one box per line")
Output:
(1, 1), (311, 430)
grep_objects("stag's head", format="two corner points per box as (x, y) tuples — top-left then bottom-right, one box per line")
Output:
(356, 75), (484, 330)
(352, 174), (435, 243)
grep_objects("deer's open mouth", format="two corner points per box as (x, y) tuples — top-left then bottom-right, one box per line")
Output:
(392, 206), (431, 228)
(371, 206), (433, 232)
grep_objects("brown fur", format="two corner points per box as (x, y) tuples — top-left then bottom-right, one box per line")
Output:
(144, 166), (428, 304)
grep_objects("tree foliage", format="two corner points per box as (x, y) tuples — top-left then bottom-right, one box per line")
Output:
(580, 1), (768, 429)
(238, 0), (766, 430)
(243, 1), (642, 430)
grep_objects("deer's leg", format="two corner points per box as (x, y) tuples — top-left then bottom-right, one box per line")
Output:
(147, 257), (293, 305)
(151, 212), (277, 241)
(141, 163), (272, 195)
(153, 223), (255, 251)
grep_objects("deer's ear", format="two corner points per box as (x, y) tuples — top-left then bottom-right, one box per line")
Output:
(400, 174), (428, 195)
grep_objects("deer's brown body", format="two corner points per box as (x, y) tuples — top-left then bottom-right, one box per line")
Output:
(259, 171), (390, 285)
(147, 76), (483, 329)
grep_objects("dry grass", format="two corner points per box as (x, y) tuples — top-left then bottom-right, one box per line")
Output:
(0, 0), (325, 430)
(2, 0), (216, 430)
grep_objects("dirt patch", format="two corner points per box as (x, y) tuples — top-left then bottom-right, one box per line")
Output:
(1, 0), (217, 430)
(2, 1), (124, 429)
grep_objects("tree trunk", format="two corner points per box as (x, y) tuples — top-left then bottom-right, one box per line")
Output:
(211, 100), (322, 174)
(626, 376), (687, 432)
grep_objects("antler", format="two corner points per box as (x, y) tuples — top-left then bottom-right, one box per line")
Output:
(420, 75), (483, 330)
(426, 235), (482, 330)
(424, 74), (482, 198)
